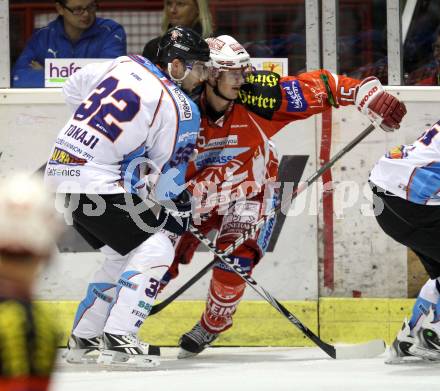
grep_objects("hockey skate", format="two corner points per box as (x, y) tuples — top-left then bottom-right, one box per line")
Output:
(97, 332), (161, 368)
(64, 334), (103, 364)
(178, 321), (218, 359)
(409, 308), (440, 361)
(385, 319), (417, 364)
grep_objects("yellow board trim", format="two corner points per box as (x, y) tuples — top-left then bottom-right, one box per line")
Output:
(35, 298), (414, 347)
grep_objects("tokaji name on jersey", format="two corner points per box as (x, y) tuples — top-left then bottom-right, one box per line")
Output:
(64, 124), (100, 149)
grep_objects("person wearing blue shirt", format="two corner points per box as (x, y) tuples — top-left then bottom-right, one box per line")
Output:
(12, 0), (127, 88)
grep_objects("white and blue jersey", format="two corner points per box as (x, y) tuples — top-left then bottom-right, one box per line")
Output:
(44, 55), (200, 201)
(370, 120), (440, 205)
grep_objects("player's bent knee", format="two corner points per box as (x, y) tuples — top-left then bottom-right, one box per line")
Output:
(213, 256), (254, 287)
(127, 232), (175, 276)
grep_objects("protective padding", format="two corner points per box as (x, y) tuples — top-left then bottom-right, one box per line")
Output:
(104, 232), (175, 334)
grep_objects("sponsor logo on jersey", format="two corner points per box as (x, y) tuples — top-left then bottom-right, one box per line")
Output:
(204, 135), (238, 149)
(257, 216), (275, 251)
(178, 131), (199, 143)
(238, 71), (282, 120)
(170, 87), (193, 121)
(49, 147), (87, 166)
(195, 147), (249, 169)
(46, 167), (81, 177)
(281, 80), (308, 112)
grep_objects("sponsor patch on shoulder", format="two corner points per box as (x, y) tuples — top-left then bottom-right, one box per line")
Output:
(170, 86), (193, 121)
(281, 80), (308, 112)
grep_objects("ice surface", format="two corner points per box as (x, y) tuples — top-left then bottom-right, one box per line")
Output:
(50, 346), (440, 391)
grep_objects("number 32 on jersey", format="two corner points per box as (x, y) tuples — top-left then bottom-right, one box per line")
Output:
(74, 76), (141, 142)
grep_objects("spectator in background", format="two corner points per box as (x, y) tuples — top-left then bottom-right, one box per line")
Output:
(406, 28), (440, 86)
(142, 0), (213, 62)
(0, 174), (62, 391)
(12, 0), (127, 88)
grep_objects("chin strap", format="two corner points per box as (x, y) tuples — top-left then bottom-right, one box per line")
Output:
(167, 63), (190, 87)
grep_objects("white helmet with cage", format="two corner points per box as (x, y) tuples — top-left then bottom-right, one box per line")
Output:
(0, 174), (60, 256)
(206, 35), (251, 71)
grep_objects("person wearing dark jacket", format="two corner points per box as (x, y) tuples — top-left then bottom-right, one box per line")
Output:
(12, 0), (127, 88)
(142, 0), (213, 62)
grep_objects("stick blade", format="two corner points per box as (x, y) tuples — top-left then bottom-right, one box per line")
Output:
(335, 339), (386, 359)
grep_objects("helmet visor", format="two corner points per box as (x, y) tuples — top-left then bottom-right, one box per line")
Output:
(186, 60), (209, 81)
(219, 65), (253, 84)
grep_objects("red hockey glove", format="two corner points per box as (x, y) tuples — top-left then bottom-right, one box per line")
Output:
(355, 77), (407, 132)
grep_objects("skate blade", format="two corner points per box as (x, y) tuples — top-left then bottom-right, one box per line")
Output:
(97, 350), (160, 368)
(177, 348), (199, 359)
(409, 345), (440, 361)
(64, 349), (100, 364)
(335, 339), (385, 359)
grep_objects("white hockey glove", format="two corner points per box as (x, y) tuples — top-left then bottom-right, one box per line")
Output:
(355, 77), (407, 132)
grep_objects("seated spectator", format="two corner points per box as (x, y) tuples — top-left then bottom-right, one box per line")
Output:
(142, 0), (213, 62)
(12, 0), (127, 88)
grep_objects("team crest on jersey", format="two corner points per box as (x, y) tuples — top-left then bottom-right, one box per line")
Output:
(49, 147), (87, 166)
(170, 86), (193, 121)
(281, 80), (308, 112)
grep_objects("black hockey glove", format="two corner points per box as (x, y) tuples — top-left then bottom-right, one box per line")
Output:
(159, 189), (192, 236)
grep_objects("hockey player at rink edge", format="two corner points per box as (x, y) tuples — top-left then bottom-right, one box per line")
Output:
(44, 26), (210, 367)
(158, 34), (407, 359)
(370, 122), (440, 364)
(0, 174), (62, 391)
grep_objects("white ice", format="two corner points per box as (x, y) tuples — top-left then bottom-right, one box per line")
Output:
(50, 346), (440, 391)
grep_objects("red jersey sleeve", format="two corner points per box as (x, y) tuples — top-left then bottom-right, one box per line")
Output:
(238, 70), (361, 138)
(273, 69), (361, 122)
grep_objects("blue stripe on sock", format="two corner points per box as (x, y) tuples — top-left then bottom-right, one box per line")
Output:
(409, 296), (435, 329)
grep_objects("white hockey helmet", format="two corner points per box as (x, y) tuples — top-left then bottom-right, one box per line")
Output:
(206, 35), (251, 70)
(0, 174), (60, 256)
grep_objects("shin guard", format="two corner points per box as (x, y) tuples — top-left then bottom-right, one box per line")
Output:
(104, 232), (174, 335)
(201, 267), (247, 334)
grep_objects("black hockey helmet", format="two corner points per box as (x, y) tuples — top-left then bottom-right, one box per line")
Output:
(157, 26), (210, 65)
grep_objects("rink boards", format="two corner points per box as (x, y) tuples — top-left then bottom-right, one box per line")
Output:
(35, 298), (414, 346)
(0, 86), (438, 346)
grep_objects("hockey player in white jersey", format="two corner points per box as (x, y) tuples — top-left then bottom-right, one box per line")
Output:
(369, 121), (440, 363)
(44, 26), (210, 367)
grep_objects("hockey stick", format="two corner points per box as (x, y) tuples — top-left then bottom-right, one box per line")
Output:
(151, 123), (377, 316)
(189, 221), (385, 360)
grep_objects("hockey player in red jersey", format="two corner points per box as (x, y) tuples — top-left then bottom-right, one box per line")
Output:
(162, 34), (407, 358)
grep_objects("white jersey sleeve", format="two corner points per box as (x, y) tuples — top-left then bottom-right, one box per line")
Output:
(370, 120), (440, 205)
(63, 59), (118, 112)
